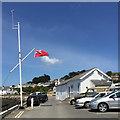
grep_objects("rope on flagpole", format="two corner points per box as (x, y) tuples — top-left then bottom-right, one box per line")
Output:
(2, 72), (11, 86)
(3, 48), (36, 86)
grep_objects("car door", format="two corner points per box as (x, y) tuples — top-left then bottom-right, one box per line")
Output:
(115, 92), (120, 108)
(108, 92), (120, 108)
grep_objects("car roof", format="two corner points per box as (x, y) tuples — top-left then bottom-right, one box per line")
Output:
(28, 95), (38, 97)
(104, 90), (120, 97)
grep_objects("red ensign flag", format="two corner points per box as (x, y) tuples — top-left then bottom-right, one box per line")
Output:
(34, 50), (49, 57)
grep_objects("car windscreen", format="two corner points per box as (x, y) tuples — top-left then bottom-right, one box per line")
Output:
(95, 93), (106, 98)
(104, 91), (116, 97)
(92, 93), (99, 97)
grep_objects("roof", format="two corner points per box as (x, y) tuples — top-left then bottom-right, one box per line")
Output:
(58, 68), (93, 86)
(91, 80), (112, 86)
(57, 67), (112, 86)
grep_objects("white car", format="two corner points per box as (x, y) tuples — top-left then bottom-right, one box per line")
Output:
(75, 92), (110, 108)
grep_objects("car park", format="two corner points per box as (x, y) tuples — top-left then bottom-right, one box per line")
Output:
(89, 90), (120, 112)
(27, 95), (40, 107)
(75, 92), (110, 108)
(70, 86), (109, 105)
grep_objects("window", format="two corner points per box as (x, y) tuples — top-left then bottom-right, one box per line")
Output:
(110, 92), (120, 98)
(96, 93), (105, 98)
(87, 89), (94, 93)
(116, 92), (120, 98)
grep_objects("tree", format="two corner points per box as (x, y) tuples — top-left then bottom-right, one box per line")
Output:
(61, 75), (69, 80)
(69, 72), (79, 78)
(32, 74), (51, 84)
(12, 85), (15, 88)
(60, 70), (86, 80)
(32, 77), (39, 84)
(26, 81), (33, 84)
(106, 71), (112, 77)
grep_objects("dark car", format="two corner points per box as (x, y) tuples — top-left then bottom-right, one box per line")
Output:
(38, 92), (48, 102)
(27, 95), (40, 107)
(37, 95), (46, 103)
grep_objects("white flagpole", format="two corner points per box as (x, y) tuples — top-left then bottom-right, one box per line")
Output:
(11, 10), (24, 108)
(18, 22), (23, 108)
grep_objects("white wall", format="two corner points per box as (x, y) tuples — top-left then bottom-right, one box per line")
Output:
(56, 69), (109, 100)
(67, 80), (81, 99)
(80, 70), (109, 93)
(89, 70), (109, 80)
(56, 80), (81, 100)
(56, 84), (67, 100)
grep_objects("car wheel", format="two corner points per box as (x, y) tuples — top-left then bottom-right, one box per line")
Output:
(70, 100), (75, 105)
(84, 102), (89, 108)
(98, 103), (108, 112)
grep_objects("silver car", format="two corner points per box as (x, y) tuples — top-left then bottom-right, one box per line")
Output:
(90, 90), (120, 112)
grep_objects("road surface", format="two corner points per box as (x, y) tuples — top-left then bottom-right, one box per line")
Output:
(4, 95), (119, 118)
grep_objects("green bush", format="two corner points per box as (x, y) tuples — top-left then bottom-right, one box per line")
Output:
(14, 86), (52, 94)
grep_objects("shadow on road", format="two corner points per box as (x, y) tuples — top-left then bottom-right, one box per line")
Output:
(88, 109), (120, 113)
(40, 105), (53, 106)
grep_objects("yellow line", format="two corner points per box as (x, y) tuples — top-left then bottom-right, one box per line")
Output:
(15, 111), (24, 118)
(15, 111), (22, 118)
(17, 111), (24, 118)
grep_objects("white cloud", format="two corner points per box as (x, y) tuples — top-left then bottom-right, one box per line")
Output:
(41, 56), (62, 65)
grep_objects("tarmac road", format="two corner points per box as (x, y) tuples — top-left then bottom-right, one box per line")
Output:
(4, 95), (119, 119)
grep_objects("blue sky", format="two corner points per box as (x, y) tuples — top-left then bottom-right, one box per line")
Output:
(2, 2), (118, 86)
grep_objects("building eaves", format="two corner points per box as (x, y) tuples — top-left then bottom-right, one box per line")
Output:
(91, 80), (112, 86)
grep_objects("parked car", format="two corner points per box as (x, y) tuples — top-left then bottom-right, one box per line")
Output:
(70, 86), (109, 105)
(37, 92), (48, 102)
(27, 95), (40, 107)
(109, 83), (120, 91)
(75, 92), (110, 108)
(89, 90), (120, 112)
(70, 93), (86, 105)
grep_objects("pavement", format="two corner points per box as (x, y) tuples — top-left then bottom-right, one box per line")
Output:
(3, 95), (120, 119)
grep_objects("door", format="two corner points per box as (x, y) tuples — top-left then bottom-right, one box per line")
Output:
(108, 92), (120, 108)
(68, 87), (70, 98)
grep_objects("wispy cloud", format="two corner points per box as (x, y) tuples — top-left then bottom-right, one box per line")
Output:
(41, 56), (62, 65)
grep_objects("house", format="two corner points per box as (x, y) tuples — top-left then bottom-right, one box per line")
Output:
(0, 86), (10, 95)
(56, 67), (112, 100)
(55, 79), (61, 86)
(0, 86), (18, 95)
(37, 82), (50, 87)
(111, 73), (120, 81)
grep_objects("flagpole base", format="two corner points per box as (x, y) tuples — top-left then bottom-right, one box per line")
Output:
(19, 106), (24, 109)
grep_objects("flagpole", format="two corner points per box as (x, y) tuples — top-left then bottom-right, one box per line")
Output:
(11, 10), (24, 109)
(18, 22), (23, 108)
